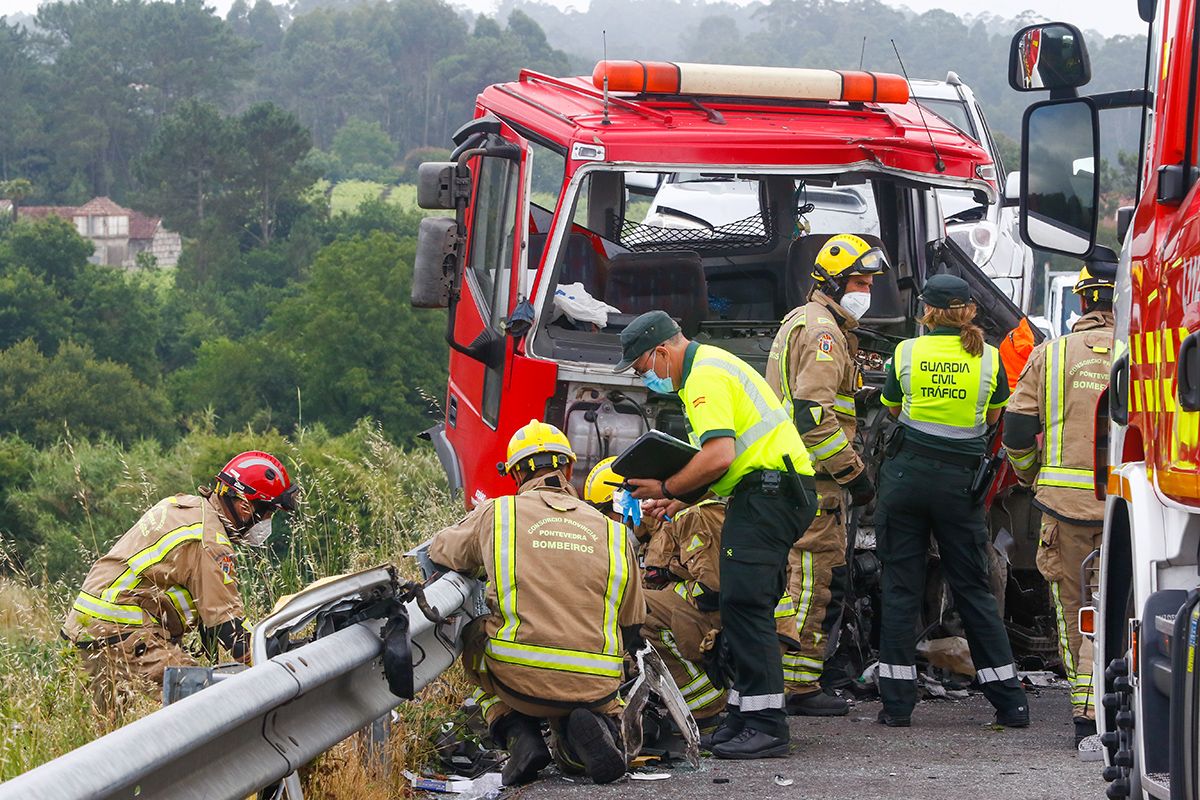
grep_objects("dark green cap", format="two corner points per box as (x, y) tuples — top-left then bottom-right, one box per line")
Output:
(613, 310), (680, 372)
(920, 274), (972, 309)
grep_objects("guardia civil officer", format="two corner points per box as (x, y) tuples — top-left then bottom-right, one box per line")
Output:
(875, 275), (1030, 728)
(615, 310), (817, 760)
(1004, 258), (1116, 748)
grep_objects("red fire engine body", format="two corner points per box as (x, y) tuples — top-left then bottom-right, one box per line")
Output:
(411, 63), (1017, 506)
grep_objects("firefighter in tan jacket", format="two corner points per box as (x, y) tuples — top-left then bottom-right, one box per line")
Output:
(766, 233), (886, 716)
(583, 460), (798, 735)
(1003, 260), (1116, 748)
(63, 451), (298, 714)
(429, 422), (645, 787)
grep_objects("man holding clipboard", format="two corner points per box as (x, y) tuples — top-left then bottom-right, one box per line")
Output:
(613, 310), (817, 760)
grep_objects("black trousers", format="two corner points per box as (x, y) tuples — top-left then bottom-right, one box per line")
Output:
(875, 447), (1028, 717)
(720, 476), (816, 739)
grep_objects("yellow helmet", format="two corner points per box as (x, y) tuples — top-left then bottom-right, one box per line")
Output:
(812, 234), (890, 284)
(500, 419), (575, 476)
(584, 457), (623, 506)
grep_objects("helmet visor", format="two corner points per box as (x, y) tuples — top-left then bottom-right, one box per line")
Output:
(849, 247), (890, 276)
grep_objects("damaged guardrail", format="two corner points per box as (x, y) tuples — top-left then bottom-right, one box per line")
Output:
(0, 566), (484, 800)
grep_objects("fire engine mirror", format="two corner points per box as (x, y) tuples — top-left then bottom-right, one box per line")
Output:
(1009, 23), (1091, 93)
(1138, 0), (1156, 24)
(1019, 98), (1099, 257)
(417, 162), (460, 210)
(412, 217), (457, 309)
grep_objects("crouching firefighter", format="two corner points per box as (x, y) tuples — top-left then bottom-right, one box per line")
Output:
(766, 233), (884, 716)
(63, 451), (298, 714)
(429, 421), (646, 786)
(1003, 256), (1116, 749)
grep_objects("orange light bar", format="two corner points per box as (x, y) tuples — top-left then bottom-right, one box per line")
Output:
(592, 61), (910, 104)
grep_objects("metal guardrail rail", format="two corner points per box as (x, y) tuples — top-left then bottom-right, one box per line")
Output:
(0, 569), (483, 800)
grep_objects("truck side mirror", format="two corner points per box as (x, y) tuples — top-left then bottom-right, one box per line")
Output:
(412, 217), (457, 308)
(1009, 22), (1091, 93)
(1116, 206), (1135, 244)
(417, 162), (467, 210)
(1019, 97), (1099, 257)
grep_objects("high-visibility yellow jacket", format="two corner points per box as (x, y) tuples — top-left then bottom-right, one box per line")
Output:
(428, 471), (646, 707)
(1006, 311), (1114, 523)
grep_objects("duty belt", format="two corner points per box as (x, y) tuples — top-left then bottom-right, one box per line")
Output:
(736, 469), (816, 495)
(897, 440), (979, 469)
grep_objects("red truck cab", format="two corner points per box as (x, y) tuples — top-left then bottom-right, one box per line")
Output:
(411, 61), (1023, 506)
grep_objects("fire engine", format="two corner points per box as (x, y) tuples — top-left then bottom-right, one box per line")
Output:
(1009, 15), (1200, 800)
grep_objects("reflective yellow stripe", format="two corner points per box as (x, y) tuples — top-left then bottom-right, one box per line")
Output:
(470, 687), (500, 715)
(100, 522), (205, 604)
(486, 639), (623, 677)
(774, 593), (796, 619)
(1039, 466), (1094, 490)
(1050, 580), (1077, 681)
(782, 652), (823, 670)
(672, 581), (689, 600)
(775, 311), (808, 417)
(72, 592), (152, 626)
(165, 585), (196, 626)
(834, 394), (856, 416)
(493, 498), (519, 642)
(1008, 448), (1038, 470)
(793, 550), (815, 637)
(601, 519), (629, 656)
(694, 357), (792, 456)
(1044, 338), (1068, 468)
(810, 428), (850, 461)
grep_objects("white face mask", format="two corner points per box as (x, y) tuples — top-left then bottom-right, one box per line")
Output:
(240, 518), (274, 548)
(840, 291), (872, 320)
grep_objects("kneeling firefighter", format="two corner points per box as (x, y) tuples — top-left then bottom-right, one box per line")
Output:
(429, 422), (646, 786)
(63, 451), (298, 714)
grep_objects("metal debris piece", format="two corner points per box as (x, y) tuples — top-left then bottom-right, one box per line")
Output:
(774, 775), (795, 786)
(629, 773), (672, 781)
(621, 644), (701, 768)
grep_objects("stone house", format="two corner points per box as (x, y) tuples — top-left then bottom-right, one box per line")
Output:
(0, 196), (182, 269)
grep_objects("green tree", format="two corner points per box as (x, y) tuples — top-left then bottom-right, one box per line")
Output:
(0, 178), (33, 223)
(331, 117), (395, 177)
(134, 101), (236, 238)
(0, 339), (171, 446)
(232, 103), (316, 245)
(0, 216), (93, 287)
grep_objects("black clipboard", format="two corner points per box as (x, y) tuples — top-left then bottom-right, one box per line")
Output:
(611, 430), (699, 481)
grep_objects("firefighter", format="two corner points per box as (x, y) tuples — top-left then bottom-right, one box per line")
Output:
(766, 233), (885, 716)
(1003, 258), (1115, 748)
(63, 451), (298, 714)
(429, 421), (645, 786)
(875, 275), (1030, 728)
(615, 310), (817, 760)
(583, 457), (675, 587)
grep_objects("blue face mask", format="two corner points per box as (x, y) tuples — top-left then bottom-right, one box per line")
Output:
(640, 351), (675, 394)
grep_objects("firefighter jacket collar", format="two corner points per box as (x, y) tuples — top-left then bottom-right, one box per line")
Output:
(1071, 309), (1115, 334)
(810, 290), (859, 332)
(517, 470), (582, 512)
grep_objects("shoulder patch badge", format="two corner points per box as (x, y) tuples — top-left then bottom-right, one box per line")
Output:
(692, 396), (707, 408)
(686, 534), (705, 553)
(217, 552), (236, 584)
(816, 331), (835, 362)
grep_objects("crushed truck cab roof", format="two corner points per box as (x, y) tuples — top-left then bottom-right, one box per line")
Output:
(479, 69), (996, 200)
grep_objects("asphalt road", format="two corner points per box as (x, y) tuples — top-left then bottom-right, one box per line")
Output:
(509, 688), (1104, 800)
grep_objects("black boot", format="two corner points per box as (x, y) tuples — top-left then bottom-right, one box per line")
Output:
(700, 715), (742, 749)
(785, 690), (849, 717)
(876, 708), (911, 727)
(710, 727), (789, 759)
(1074, 718), (1097, 747)
(495, 714), (551, 786)
(994, 704), (1030, 728)
(565, 708), (626, 784)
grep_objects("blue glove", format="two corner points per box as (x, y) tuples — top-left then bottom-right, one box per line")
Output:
(613, 488), (642, 527)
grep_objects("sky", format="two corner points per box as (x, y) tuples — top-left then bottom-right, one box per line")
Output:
(0, 0), (1145, 38)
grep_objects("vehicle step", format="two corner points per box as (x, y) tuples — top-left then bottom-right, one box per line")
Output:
(1143, 771), (1171, 799)
(1155, 613), (1177, 638)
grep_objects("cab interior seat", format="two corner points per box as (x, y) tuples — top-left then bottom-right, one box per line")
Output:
(703, 261), (786, 321)
(603, 250), (707, 336)
(785, 233), (905, 324)
(530, 231), (609, 300)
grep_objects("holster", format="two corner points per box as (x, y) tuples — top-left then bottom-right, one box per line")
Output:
(884, 424), (906, 458)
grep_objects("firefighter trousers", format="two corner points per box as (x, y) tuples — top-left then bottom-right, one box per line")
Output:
(875, 449), (1027, 718)
(720, 478), (816, 740)
(1037, 517), (1102, 721)
(783, 479), (846, 694)
(644, 588), (727, 720)
(76, 626), (196, 716)
(460, 619), (621, 728)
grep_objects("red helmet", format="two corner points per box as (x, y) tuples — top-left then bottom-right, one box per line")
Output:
(216, 451), (298, 511)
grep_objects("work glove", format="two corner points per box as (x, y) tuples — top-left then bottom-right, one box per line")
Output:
(643, 566), (673, 589)
(844, 471), (875, 507)
(693, 582), (721, 613)
(621, 623), (645, 656)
